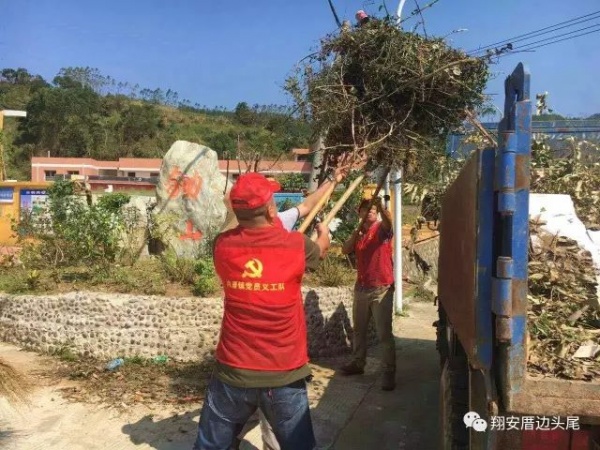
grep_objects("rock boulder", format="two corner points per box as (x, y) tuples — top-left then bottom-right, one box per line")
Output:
(153, 141), (227, 257)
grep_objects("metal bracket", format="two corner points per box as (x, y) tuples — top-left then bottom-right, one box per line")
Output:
(493, 256), (514, 343)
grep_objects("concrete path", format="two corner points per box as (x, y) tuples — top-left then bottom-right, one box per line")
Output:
(0, 301), (440, 450)
(334, 301), (440, 450)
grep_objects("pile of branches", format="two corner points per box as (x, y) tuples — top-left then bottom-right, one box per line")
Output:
(286, 16), (489, 172)
(531, 136), (600, 230)
(527, 220), (600, 380)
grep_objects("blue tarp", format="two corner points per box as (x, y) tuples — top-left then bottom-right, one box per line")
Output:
(273, 192), (304, 211)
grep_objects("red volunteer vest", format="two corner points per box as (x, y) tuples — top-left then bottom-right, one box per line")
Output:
(213, 225), (308, 372)
(355, 221), (394, 288)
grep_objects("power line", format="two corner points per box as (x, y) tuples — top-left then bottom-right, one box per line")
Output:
(467, 9), (600, 54)
(497, 27), (600, 58)
(469, 13), (600, 55)
(502, 23), (600, 51)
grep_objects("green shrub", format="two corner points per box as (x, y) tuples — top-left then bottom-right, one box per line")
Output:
(193, 257), (219, 297)
(0, 268), (29, 294)
(159, 249), (197, 284)
(96, 192), (131, 213)
(14, 180), (131, 268)
(276, 173), (306, 191)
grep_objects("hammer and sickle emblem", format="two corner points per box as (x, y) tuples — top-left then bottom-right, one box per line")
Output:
(242, 258), (263, 279)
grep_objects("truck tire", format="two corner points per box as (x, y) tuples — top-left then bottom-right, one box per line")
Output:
(438, 306), (470, 450)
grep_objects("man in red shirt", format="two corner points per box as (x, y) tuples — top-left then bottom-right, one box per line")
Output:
(340, 197), (396, 391)
(221, 167), (348, 450)
(194, 173), (330, 450)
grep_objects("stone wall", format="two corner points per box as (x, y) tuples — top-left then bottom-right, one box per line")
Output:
(0, 288), (372, 362)
(402, 236), (440, 281)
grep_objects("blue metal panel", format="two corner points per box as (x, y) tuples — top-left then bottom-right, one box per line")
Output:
(496, 149), (516, 189)
(492, 278), (512, 315)
(493, 63), (532, 405)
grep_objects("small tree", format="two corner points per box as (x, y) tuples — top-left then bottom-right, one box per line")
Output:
(15, 180), (132, 268)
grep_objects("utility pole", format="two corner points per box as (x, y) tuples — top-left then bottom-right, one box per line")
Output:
(392, 168), (403, 314)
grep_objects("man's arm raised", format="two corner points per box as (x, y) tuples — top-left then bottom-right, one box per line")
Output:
(295, 167), (347, 219)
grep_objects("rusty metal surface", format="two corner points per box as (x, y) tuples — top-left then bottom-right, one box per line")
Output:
(508, 378), (600, 420)
(495, 317), (512, 342)
(515, 154), (530, 190)
(511, 279), (528, 316)
(439, 150), (479, 357)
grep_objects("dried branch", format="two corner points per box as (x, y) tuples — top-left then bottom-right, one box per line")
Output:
(286, 16), (488, 173)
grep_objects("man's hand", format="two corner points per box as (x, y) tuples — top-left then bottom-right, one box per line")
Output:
(333, 152), (368, 183)
(315, 222), (329, 237)
(333, 166), (349, 184)
(314, 222), (331, 258)
(376, 196), (393, 232)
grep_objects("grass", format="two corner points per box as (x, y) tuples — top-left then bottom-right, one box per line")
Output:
(50, 343), (79, 362)
(0, 248), (357, 296)
(304, 254), (355, 288)
(402, 204), (421, 226)
(0, 258), (195, 297)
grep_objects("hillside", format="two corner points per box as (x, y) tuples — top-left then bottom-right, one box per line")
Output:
(0, 67), (312, 180)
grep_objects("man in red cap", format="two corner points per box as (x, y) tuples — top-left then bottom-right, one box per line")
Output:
(221, 167), (348, 234)
(340, 196), (396, 391)
(219, 167), (349, 450)
(194, 173), (330, 450)
(355, 9), (371, 27)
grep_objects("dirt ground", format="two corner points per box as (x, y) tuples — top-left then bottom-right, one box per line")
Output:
(0, 301), (440, 450)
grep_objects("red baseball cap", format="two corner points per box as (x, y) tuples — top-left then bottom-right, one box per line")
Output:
(356, 10), (368, 20)
(230, 173), (281, 210)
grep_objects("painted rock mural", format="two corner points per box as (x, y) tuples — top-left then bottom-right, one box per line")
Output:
(153, 140), (228, 258)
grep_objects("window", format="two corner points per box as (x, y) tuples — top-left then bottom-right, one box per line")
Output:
(127, 172), (136, 178)
(67, 171), (79, 175)
(44, 170), (56, 180)
(150, 172), (159, 177)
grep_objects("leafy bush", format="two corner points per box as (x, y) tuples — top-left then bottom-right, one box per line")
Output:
(307, 254), (355, 287)
(193, 257), (219, 297)
(96, 192), (131, 213)
(531, 136), (600, 229)
(159, 249), (197, 284)
(155, 228), (220, 297)
(277, 173), (306, 191)
(14, 180), (132, 268)
(278, 198), (297, 213)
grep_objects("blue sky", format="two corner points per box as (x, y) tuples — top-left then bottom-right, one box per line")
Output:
(2, 0), (599, 117)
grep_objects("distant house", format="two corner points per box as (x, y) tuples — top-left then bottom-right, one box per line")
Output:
(30, 155), (313, 192)
(290, 148), (311, 162)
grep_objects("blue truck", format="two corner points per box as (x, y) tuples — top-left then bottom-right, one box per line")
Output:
(436, 63), (600, 449)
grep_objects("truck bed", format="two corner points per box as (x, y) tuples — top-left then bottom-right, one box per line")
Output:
(506, 374), (600, 422)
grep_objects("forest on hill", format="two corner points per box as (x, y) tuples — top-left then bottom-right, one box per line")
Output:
(0, 67), (312, 180)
